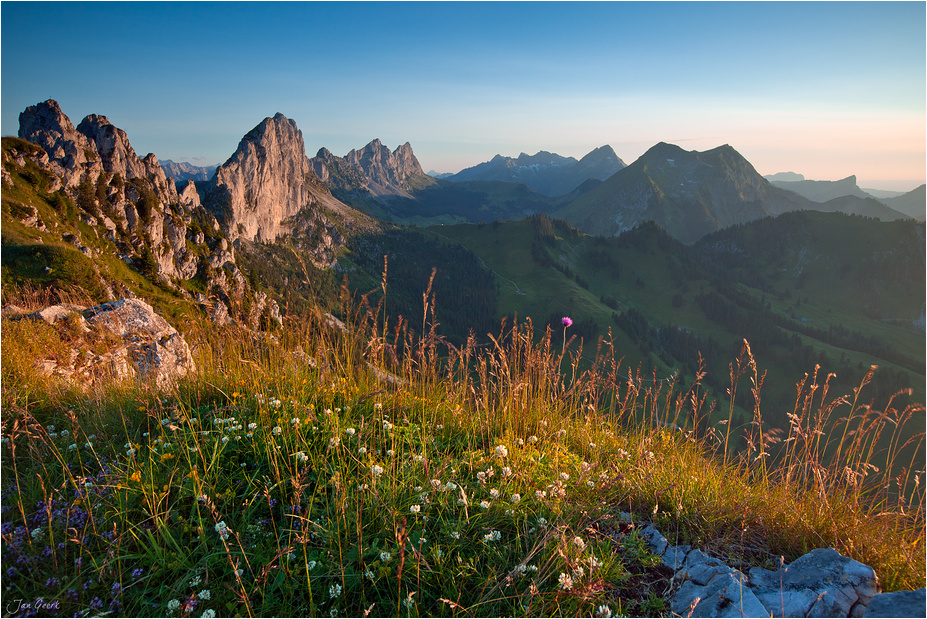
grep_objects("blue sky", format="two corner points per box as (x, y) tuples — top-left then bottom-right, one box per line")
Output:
(2, 1), (924, 190)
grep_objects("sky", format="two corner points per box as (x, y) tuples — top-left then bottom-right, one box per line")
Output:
(2, 1), (925, 191)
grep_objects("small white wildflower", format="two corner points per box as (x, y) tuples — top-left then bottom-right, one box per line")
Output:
(365, 568), (375, 581)
(200, 609), (216, 619)
(483, 530), (501, 542)
(307, 560), (318, 570)
(248, 422), (257, 430)
(167, 599), (181, 613)
(558, 572), (574, 590)
(572, 565), (584, 579)
(418, 537), (427, 544)
(329, 583), (342, 598)
(68, 444), (78, 451)
(587, 481), (595, 488)
(380, 552), (392, 562)
(382, 420), (392, 430)
(538, 517), (548, 528)
(358, 447), (367, 455)
(413, 454), (425, 463)
(528, 435), (538, 443)
(190, 574), (202, 586)
(290, 417), (300, 426)
(410, 504), (421, 514)
(479, 500), (490, 510)
(535, 490), (546, 500)
(572, 536), (586, 551)
(345, 428), (355, 436)
(588, 556), (604, 570)
(374, 402), (383, 410)
(272, 426), (282, 436)
(512, 493), (521, 503)
(295, 451), (308, 463)
(436, 424), (443, 429)
(489, 488), (500, 499)
(596, 605), (613, 618)
(386, 449), (395, 457)
(495, 445), (508, 458)
(560, 472), (570, 481)
(516, 438), (524, 446)
(450, 531), (460, 539)
(197, 589), (211, 600)
(444, 481), (458, 491)
(329, 436), (340, 447)
(60, 429), (69, 437)
(127, 448), (136, 457)
(430, 479), (442, 488)
(371, 464), (384, 476)
(502, 466), (512, 477)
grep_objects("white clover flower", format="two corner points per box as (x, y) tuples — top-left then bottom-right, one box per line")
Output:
(68, 444), (78, 451)
(479, 500), (490, 510)
(560, 472), (570, 481)
(248, 422), (257, 430)
(329, 584), (342, 598)
(197, 589), (211, 600)
(516, 438), (524, 446)
(190, 575), (201, 587)
(60, 429), (70, 437)
(383, 421), (393, 431)
(502, 466), (512, 477)
(345, 428), (355, 436)
(380, 552), (392, 562)
(410, 504), (421, 514)
(495, 444), (508, 458)
(450, 531), (460, 539)
(329, 436), (340, 447)
(307, 560), (318, 570)
(535, 490), (547, 500)
(295, 451), (308, 463)
(167, 599), (181, 613)
(221, 436), (229, 444)
(538, 517), (548, 528)
(291, 417), (300, 426)
(572, 536), (586, 551)
(512, 493), (521, 503)
(365, 568), (375, 581)
(272, 426), (282, 436)
(557, 572), (574, 590)
(418, 537), (427, 544)
(483, 530), (501, 542)
(413, 455), (425, 463)
(127, 448), (136, 457)
(386, 449), (395, 457)
(358, 447), (367, 455)
(371, 464), (384, 476)
(436, 424), (443, 430)
(444, 481), (458, 491)
(489, 488), (500, 499)
(430, 479), (442, 488)
(374, 403), (383, 410)
(596, 605), (613, 618)
(572, 565), (584, 579)
(528, 435), (539, 443)
(200, 609), (216, 619)
(588, 556), (603, 570)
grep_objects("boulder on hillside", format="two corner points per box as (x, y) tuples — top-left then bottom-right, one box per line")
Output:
(22, 298), (195, 388)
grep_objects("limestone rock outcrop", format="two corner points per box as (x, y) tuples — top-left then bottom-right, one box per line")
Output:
(633, 520), (922, 618)
(18, 99), (103, 189)
(21, 298), (195, 389)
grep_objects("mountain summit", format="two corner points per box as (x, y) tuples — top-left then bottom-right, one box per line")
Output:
(448, 146), (626, 196)
(311, 139), (432, 200)
(556, 142), (809, 243)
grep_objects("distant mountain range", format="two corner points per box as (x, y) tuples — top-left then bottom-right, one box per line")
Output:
(160, 159), (217, 182)
(764, 172), (925, 220)
(447, 146), (626, 197)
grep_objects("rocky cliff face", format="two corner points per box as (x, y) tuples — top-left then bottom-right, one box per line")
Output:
(8, 99), (275, 327)
(202, 113), (371, 261)
(160, 159), (217, 182)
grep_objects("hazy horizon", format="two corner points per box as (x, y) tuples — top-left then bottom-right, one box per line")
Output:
(2, 1), (924, 192)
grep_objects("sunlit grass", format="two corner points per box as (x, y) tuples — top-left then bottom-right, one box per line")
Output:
(2, 283), (923, 617)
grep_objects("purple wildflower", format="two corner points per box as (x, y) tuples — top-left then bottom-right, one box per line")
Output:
(561, 316), (573, 327)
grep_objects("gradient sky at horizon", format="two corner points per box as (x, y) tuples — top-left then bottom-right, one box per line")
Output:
(2, 1), (924, 191)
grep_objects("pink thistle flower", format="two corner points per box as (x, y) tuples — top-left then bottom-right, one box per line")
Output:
(561, 316), (573, 327)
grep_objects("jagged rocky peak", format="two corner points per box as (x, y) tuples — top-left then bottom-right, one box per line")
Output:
(203, 113), (366, 254)
(76, 114), (177, 203)
(18, 99), (102, 188)
(311, 139), (430, 199)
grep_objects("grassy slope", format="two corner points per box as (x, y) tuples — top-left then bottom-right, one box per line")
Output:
(2, 296), (923, 619)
